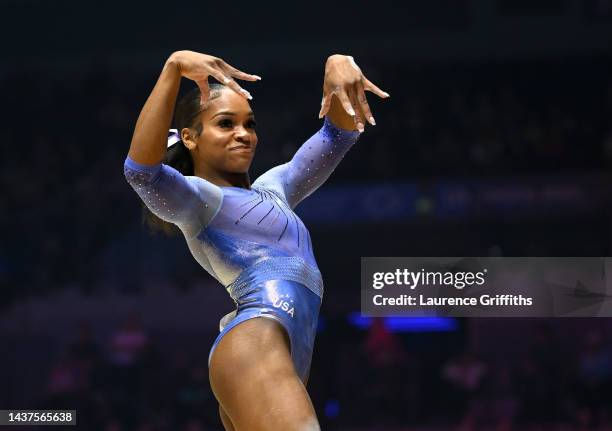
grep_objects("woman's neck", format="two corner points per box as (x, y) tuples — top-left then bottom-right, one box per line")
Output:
(194, 165), (251, 189)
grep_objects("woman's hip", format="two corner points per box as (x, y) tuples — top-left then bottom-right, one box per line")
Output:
(210, 279), (322, 382)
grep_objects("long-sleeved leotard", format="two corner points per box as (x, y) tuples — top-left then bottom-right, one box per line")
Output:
(124, 117), (360, 380)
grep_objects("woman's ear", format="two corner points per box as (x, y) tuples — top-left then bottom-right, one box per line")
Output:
(181, 128), (197, 150)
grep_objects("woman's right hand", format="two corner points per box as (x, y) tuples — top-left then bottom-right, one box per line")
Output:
(168, 50), (261, 104)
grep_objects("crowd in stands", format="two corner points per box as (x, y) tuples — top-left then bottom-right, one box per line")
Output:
(12, 315), (610, 430)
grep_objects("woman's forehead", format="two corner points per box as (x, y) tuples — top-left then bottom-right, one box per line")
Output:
(203, 89), (253, 119)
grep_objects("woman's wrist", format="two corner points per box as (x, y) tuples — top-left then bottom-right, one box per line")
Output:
(324, 116), (360, 136)
(164, 51), (184, 75)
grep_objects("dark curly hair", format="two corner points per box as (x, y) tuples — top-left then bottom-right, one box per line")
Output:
(143, 84), (226, 234)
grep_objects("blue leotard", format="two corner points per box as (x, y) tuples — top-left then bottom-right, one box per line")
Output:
(124, 117), (359, 381)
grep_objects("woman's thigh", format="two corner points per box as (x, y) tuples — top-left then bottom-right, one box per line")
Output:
(209, 317), (320, 431)
(219, 405), (235, 431)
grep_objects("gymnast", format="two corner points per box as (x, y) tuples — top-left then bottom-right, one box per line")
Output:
(124, 50), (388, 431)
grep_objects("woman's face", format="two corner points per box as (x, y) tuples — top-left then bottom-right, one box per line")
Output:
(187, 88), (258, 175)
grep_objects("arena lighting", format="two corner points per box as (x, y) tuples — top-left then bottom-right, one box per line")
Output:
(324, 400), (340, 418)
(348, 313), (458, 332)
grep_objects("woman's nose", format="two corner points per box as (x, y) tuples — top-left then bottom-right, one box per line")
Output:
(234, 126), (251, 140)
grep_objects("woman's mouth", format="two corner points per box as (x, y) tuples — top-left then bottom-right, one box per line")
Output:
(229, 145), (252, 153)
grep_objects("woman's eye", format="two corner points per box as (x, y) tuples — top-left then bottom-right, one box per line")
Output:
(218, 118), (256, 129)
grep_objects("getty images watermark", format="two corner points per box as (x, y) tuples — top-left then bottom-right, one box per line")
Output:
(361, 258), (612, 317)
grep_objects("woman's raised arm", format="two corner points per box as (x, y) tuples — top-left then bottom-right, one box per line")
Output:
(255, 55), (389, 208)
(127, 53), (181, 165)
(127, 50), (260, 165)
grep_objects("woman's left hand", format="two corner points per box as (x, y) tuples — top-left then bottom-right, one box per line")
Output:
(319, 55), (389, 132)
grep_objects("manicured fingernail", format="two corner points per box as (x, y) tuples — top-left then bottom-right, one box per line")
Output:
(382, 91), (390, 98)
(369, 116), (376, 125)
(253, 75), (262, 80)
(348, 108), (355, 116)
(241, 90), (252, 100)
(223, 77), (231, 84)
(357, 123), (364, 132)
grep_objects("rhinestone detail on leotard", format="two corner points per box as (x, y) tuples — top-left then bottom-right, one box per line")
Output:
(227, 256), (324, 301)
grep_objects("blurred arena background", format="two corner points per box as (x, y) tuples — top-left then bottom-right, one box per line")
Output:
(1, 0), (612, 429)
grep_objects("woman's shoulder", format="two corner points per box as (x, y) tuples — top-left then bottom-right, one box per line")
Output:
(184, 175), (223, 195)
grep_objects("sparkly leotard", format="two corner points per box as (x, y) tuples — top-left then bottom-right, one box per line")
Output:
(124, 117), (359, 381)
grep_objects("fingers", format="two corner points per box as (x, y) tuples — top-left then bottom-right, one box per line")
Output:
(319, 95), (332, 119)
(206, 68), (231, 88)
(198, 80), (211, 105)
(224, 77), (253, 100)
(320, 87), (366, 132)
(363, 77), (390, 98)
(347, 90), (365, 133)
(355, 81), (375, 126)
(207, 67), (252, 100)
(222, 61), (262, 82)
(336, 91), (356, 118)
